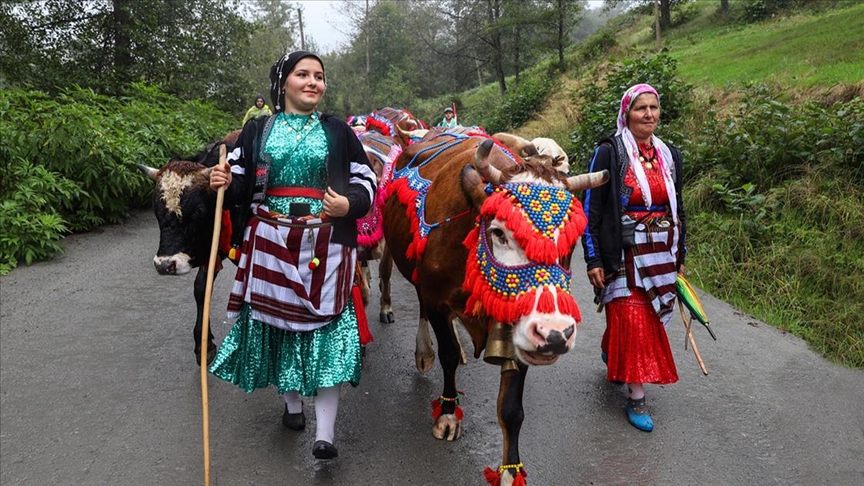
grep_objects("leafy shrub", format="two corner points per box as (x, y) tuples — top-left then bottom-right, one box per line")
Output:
(690, 84), (864, 190)
(578, 29), (618, 62)
(477, 75), (558, 134)
(0, 160), (85, 275)
(0, 84), (234, 272)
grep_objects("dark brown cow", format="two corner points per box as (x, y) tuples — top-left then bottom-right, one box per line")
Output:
(355, 130), (403, 324)
(382, 135), (607, 484)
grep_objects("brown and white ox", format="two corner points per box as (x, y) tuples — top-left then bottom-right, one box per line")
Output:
(137, 131), (239, 365)
(382, 135), (607, 484)
(391, 126), (576, 373)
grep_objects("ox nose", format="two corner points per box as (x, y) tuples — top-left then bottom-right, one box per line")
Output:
(155, 259), (177, 275)
(531, 323), (575, 355)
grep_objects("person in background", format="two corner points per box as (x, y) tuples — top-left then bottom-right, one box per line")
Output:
(209, 50), (376, 459)
(241, 94), (272, 127)
(436, 106), (459, 128)
(580, 83), (687, 433)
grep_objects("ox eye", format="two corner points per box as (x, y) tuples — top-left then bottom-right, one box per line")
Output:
(490, 227), (507, 245)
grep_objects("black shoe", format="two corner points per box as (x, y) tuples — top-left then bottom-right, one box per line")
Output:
(282, 404), (305, 431)
(312, 440), (338, 459)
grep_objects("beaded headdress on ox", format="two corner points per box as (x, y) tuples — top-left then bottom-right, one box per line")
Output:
(269, 50), (325, 113)
(462, 182), (587, 325)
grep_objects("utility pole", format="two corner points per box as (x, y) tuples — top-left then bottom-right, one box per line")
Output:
(654, 0), (661, 51)
(298, 6), (306, 50)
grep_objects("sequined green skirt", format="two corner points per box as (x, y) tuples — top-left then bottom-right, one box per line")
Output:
(209, 301), (362, 397)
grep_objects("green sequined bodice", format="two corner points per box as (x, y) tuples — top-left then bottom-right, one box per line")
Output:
(263, 112), (329, 214)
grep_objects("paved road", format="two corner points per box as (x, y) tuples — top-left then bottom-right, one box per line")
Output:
(2, 210), (862, 486)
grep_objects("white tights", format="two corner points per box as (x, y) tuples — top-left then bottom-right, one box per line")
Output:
(628, 383), (645, 400)
(282, 384), (341, 444)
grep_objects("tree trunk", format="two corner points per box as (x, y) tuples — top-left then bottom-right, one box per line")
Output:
(720, 0), (729, 14)
(365, 0), (370, 90)
(489, 0), (507, 95)
(514, 25), (521, 88)
(557, 0), (565, 69)
(112, 0), (132, 92)
(660, 0), (671, 28)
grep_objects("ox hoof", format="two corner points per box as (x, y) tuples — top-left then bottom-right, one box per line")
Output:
(432, 414), (463, 441)
(379, 312), (394, 324)
(415, 353), (435, 373)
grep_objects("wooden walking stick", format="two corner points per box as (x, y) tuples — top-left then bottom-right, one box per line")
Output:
(679, 300), (708, 375)
(200, 144), (227, 486)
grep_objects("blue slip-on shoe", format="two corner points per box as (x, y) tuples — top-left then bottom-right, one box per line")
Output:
(601, 351), (608, 364)
(626, 398), (654, 432)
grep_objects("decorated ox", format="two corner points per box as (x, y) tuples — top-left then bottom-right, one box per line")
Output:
(382, 134), (607, 484)
(391, 126), (573, 372)
(137, 132), (239, 365)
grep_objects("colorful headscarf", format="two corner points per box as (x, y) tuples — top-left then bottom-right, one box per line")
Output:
(269, 50), (325, 113)
(616, 84), (678, 222)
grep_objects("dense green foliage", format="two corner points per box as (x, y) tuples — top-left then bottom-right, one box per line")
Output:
(0, 85), (233, 274)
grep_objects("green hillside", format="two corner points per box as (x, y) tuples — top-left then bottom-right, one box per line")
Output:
(668, 3), (864, 89)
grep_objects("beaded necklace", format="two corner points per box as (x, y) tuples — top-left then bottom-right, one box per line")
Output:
(281, 111), (319, 141)
(637, 142), (656, 170)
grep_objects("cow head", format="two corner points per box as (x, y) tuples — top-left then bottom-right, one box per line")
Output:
(138, 160), (217, 275)
(461, 139), (608, 366)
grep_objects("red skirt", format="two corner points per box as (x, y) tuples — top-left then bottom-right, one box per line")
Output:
(602, 288), (678, 385)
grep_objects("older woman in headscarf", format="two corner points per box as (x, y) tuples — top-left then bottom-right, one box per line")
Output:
(209, 51), (376, 458)
(580, 83), (687, 432)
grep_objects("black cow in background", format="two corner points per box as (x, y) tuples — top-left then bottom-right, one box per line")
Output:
(138, 130), (240, 365)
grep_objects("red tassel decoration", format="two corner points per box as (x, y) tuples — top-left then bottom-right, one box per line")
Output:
(430, 395), (464, 421)
(352, 285), (374, 345)
(484, 465), (528, 486)
(483, 467), (502, 486)
(536, 286), (556, 314)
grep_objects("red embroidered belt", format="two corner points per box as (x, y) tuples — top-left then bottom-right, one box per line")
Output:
(266, 186), (325, 199)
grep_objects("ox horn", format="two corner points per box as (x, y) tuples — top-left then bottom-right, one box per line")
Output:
(394, 124), (410, 142)
(483, 321), (517, 366)
(137, 164), (159, 181)
(473, 139), (503, 185)
(565, 169), (610, 192)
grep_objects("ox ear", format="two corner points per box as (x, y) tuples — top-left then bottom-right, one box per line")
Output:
(137, 164), (160, 181)
(565, 169), (609, 192)
(492, 132), (535, 158)
(460, 164), (489, 209)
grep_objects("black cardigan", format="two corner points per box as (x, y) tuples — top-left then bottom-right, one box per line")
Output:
(225, 113), (374, 249)
(580, 134), (687, 276)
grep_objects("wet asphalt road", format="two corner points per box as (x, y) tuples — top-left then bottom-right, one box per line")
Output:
(1, 209), (862, 486)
